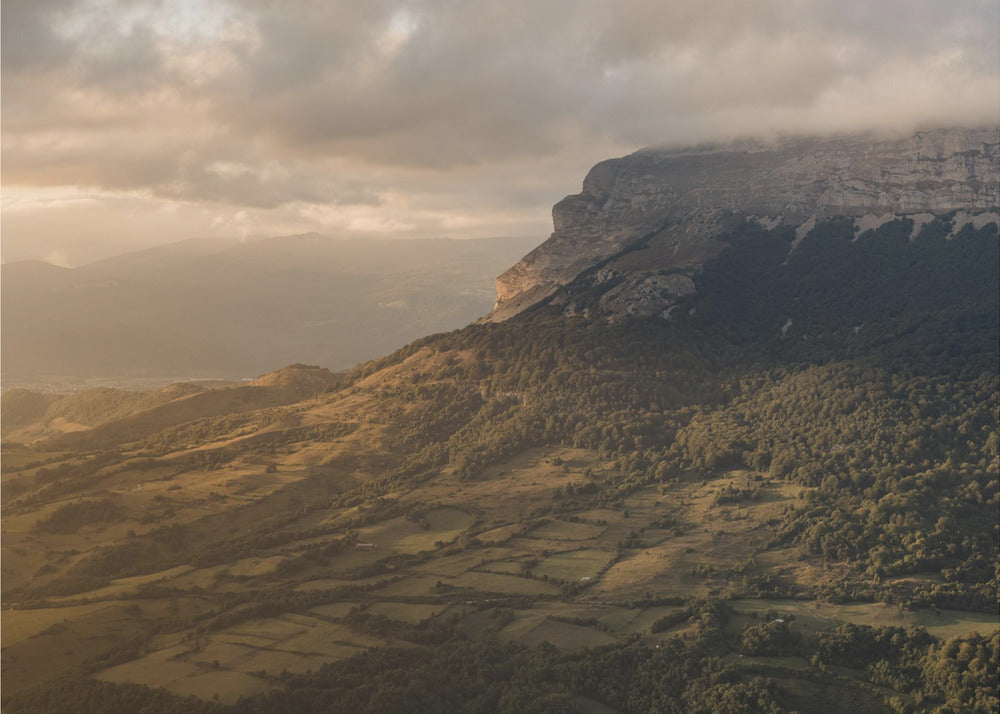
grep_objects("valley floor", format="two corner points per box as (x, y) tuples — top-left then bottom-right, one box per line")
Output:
(3, 444), (996, 710)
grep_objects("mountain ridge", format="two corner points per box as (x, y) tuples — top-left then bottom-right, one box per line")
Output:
(489, 126), (1000, 322)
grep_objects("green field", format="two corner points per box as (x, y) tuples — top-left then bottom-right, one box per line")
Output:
(730, 599), (1000, 640)
(411, 548), (516, 577)
(480, 557), (532, 575)
(366, 602), (449, 623)
(308, 602), (359, 619)
(356, 508), (474, 554)
(450, 570), (562, 595)
(227, 555), (287, 577)
(97, 613), (396, 701)
(528, 519), (606, 541)
(514, 618), (618, 649)
(2, 602), (118, 646)
(618, 606), (685, 635)
(532, 548), (615, 582)
(474, 523), (523, 544)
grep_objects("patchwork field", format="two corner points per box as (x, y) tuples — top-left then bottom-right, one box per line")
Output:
(3, 422), (996, 706)
(97, 613), (399, 703)
(2, 598), (212, 696)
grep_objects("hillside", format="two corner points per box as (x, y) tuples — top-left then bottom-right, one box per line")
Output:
(1, 365), (341, 448)
(1, 234), (538, 386)
(2, 130), (998, 713)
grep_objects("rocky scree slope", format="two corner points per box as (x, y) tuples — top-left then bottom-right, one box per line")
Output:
(488, 127), (999, 322)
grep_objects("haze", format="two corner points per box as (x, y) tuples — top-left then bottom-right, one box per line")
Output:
(3, 0), (998, 266)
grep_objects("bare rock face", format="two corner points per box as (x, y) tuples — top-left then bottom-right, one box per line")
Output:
(488, 127), (1000, 322)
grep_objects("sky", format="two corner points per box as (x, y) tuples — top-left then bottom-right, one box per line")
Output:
(3, 0), (998, 267)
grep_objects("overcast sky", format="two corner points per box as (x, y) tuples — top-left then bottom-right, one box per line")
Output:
(3, 0), (998, 266)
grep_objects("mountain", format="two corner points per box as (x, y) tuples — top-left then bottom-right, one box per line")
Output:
(490, 127), (999, 321)
(1, 234), (538, 386)
(2, 128), (998, 713)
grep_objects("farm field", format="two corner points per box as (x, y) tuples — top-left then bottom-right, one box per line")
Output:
(532, 548), (615, 582)
(510, 617), (618, 649)
(528, 519), (606, 541)
(2, 355), (997, 710)
(5, 449), (995, 703)
(729, 599), (1000, 641)
(365, 602), (449, 623)
(96, 613), (399, 703)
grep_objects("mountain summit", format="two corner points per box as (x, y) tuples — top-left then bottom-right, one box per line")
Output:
(489, 127), (999, 322)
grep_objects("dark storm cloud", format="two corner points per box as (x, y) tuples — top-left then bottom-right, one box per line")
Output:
(2, 0), (997, 244)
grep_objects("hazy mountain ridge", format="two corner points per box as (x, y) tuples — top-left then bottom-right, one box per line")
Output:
(490, 126), (1000, 321)
(2, 234), (538, 385)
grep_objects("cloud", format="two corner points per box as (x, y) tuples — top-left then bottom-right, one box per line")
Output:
(2, 0), (998, 259)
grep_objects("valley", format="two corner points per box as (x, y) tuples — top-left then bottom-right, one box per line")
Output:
(5, 0), (999, 704)
(2, 131), (998, 713)
(5, 421), (996, 709)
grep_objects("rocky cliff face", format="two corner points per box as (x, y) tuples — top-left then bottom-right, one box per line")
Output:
(488, 127), (1000, 322)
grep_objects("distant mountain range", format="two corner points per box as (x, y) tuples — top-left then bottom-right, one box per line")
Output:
(1, 234), (537, 387)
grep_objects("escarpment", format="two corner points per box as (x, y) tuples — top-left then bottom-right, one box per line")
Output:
(488, 127), (999, 322)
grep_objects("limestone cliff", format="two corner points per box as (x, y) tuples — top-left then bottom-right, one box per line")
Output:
(488, 127), (1000, 322)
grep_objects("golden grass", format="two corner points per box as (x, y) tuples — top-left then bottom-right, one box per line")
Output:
(449, 570), (561, 595)
(99, 645), (201, 687)
(97, 611), (396, 700)
(528, 520), (606, 541)
(308, 602), (359, 619)
(227, 555), (287, 577)
(474, 523), (524, 544)
(365, 602), (449, 623)
(529, 602), (637, 631)
(355, 510), (472, 555)
(294, 576), (388, 593)
(479, 557), (531, 575)
(618, 606), (685, 635)
(1, 602), (117, 646)
(730, 599), (1000, 640)
(532, 549), (615, 582)
(514, 618), (618, 650)
(370, 574), (446, 597)
(410, 548), (517, 578)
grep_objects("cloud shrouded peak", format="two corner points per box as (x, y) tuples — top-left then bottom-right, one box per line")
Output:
(2, 0), (998, 264)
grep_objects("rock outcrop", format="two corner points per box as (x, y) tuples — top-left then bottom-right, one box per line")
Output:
(488, 126), (1000, 322)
